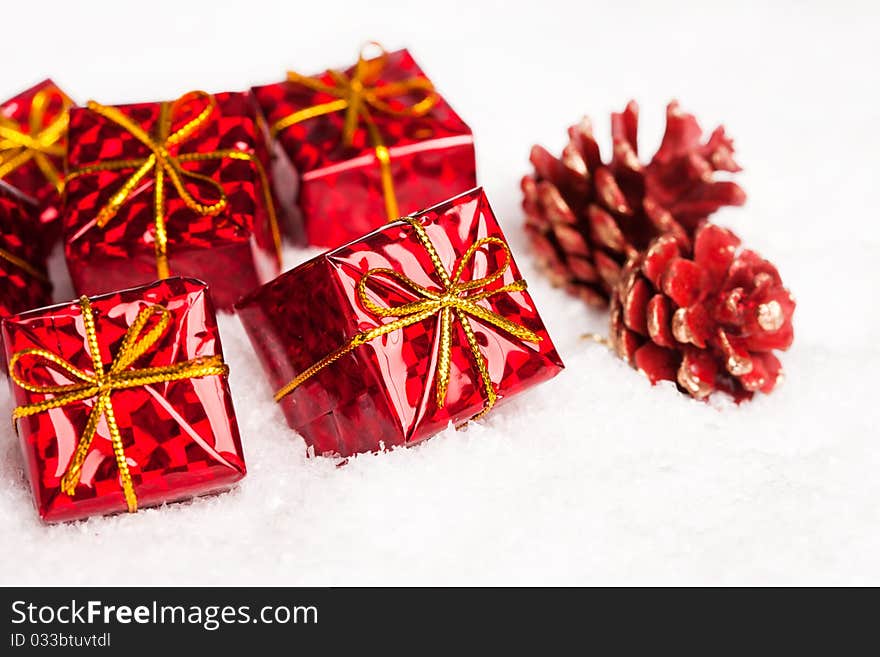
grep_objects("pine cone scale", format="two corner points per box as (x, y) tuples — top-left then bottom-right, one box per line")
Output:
(609, 224), (795, 401)
(523, 101), (745, 305)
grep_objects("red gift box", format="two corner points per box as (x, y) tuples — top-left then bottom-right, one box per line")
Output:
(236, 188), (564, 457)
(0, 184), (52, 328)
(3, 277), (245, 522)
(253, 44), (476, 248)
(0, 79), (73, 249)
(63, 90), (281, 310)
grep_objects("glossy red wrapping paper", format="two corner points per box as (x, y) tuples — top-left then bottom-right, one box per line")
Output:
(63, 91), (280, 310)
(0, 187), (52, 369)
(0, 187), (52, 320)
(252, 48), (476, 247)
(2, 278), (245, 522)
(0, 79), (72, 250)
(237, 188), (564, 457)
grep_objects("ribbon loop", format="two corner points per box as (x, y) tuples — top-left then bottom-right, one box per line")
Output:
(276, 217), (541, 421)
(452, 237), (513, 292)
(357, 267), (443, 317)
(9, 296), (229, 513)
(275, 43), (440, 221)
(0, 87), (70, 193)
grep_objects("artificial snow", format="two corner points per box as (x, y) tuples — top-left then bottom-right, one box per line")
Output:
(1, 1), (878, 585)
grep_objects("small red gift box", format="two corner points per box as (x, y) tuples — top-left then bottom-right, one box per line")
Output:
(252, 44), (476, 248)
(0, 79), (73, 249)
(3, 277), (245, 522)
(236, 188), (564, 457)
(0, 184), (52, 331)
(63, 90), (281, 310)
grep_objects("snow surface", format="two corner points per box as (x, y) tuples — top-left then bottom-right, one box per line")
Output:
(1, 0), (878, 585)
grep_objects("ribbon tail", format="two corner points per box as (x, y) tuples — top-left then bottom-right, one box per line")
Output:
(59, 395), (106, 496)
(458, 313), (498, 421)
(434, 306), (454, 409)
(163, 158), (227, 217)
(96, 155), (157, 228)
(33, 153), (64, 193)
(101, 395), (138, 513)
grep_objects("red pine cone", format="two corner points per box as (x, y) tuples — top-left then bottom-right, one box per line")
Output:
(609, 223), (795, 401)
(522, 101), (746, 306)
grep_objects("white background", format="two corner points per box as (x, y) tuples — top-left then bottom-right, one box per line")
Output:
(1, 0), (878, 585)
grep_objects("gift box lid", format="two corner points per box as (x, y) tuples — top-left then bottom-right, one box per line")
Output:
(253, 47), (473, 173)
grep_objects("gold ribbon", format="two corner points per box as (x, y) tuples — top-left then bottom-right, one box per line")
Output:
(0, 87), (70, 194)
(273, 43), (439, 221)
(9, 296), (228, 513)
(275, 217), (541, 422)
(0, 246), (49, 283)
(66, 90), (281, 279)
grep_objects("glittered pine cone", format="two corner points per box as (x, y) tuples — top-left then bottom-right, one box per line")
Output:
(522, 101), (746, 306)
(609, 224), (795, 401)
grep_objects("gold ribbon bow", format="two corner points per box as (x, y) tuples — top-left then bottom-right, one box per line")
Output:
(273, 43), (439, 221)
(66, 90), (280, 279)
(275, 217), (541, 422)
(0, 87), (70, 194)
(9, 296), (228, 513)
